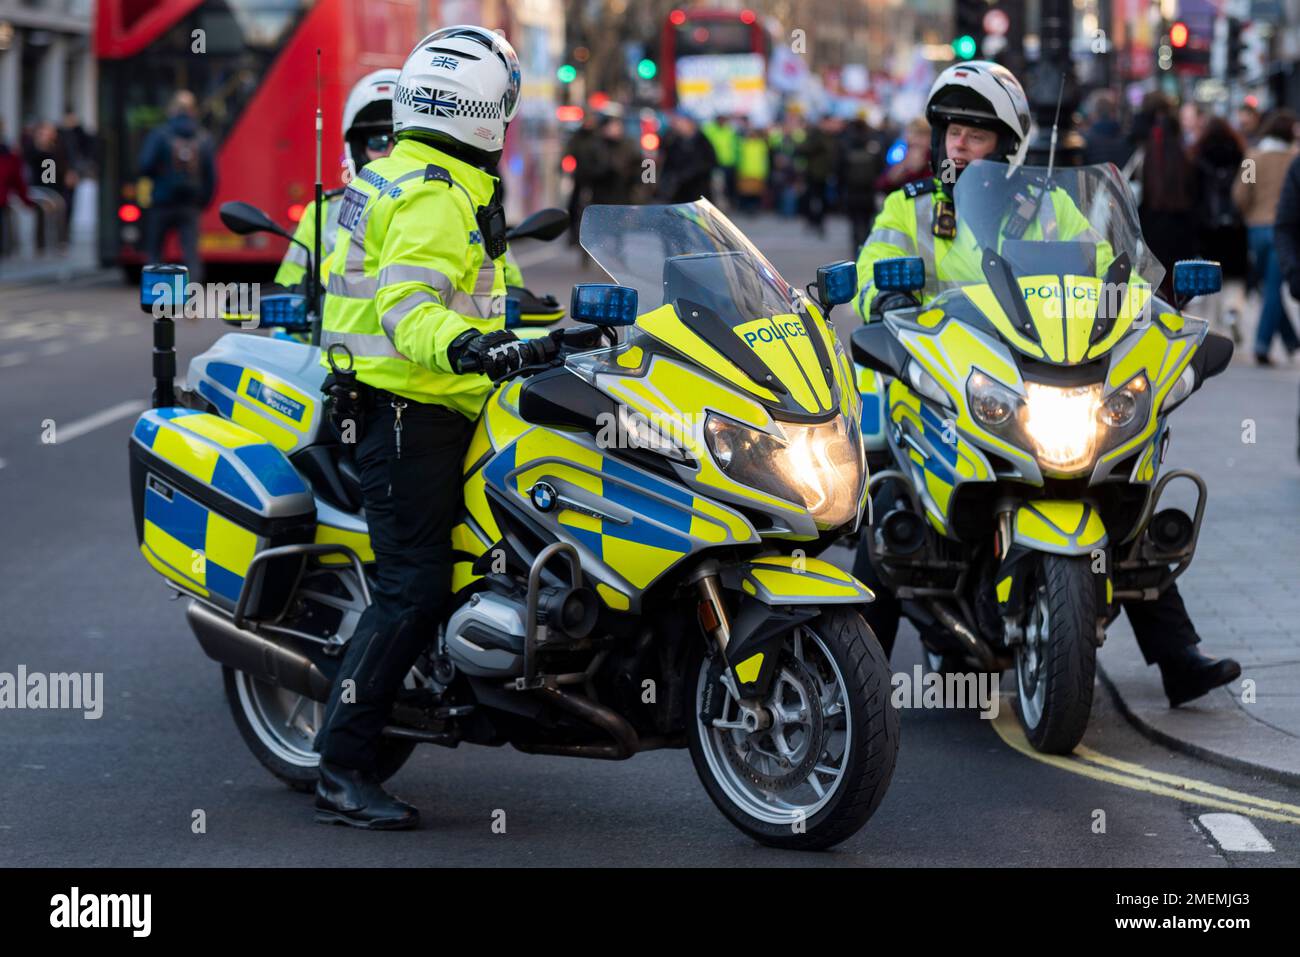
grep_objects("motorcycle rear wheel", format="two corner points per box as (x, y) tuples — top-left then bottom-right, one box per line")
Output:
(687, 608), (899, 850)
(222, 666), (415, 792)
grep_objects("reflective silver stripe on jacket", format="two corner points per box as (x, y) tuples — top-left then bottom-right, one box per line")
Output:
(327, 270), (378, 300)
(380, 290), (437, 342)
(378, 264), (454, 301)
(913, 193), (939, 297)
(283, 244), (309, 267)
(320, 329), (408, 359)
(866, 227), (914, 252)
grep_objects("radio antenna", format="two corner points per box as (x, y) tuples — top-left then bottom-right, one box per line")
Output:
(1045, 73), (1065, 183)
(311, 48), (324, 345)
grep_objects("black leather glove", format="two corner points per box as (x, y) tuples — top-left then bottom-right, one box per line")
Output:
(870, 290), (919, 320)
(448, 329), (544, 379)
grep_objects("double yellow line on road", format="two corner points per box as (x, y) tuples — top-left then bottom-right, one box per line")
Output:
(991, 701), (1300, 825)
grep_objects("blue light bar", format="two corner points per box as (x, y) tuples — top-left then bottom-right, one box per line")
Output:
(817, 261), (858, 306)
(140, 264), (187, 315)
(504, 296), (522, 329)
(873, 256), (925, 293)
(261, 294), (308, 331)
(570, 283), (639, 326)
(1172, 259), (1222, 299)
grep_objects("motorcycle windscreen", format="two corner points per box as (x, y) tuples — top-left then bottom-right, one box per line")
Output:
(578, 200), (838, 416)
(939, 161), (1165, 365)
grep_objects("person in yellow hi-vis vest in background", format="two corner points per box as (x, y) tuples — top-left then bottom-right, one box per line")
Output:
(274, 70), (399, 290)
(736, 120), (770, 214)
(702, 115), (739, 207)
(311, 25), (547, 830)
(851, 60), (1241, 710)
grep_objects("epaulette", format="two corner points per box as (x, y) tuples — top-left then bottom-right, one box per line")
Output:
(902, 178), (938, 199)
(324, 187), (346, 200)
(424, 164), (452, 185)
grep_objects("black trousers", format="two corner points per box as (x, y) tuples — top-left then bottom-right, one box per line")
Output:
(314, 397), (473, 771)
(850, 482), (1200, 664)
(145, 205), (201, 281)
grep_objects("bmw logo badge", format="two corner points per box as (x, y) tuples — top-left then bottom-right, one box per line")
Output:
(530, 482), (557, 512)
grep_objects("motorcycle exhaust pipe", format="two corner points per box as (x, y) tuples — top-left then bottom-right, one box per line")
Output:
(926, 601), (1000, 672)
(533, 684), (639, 759)
(185, 601), (331, 702)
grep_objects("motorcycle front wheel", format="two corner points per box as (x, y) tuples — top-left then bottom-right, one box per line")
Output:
(222, 666), (415, 792)
(687, 608), (899, 850)
(1014, 554), (1097, 754)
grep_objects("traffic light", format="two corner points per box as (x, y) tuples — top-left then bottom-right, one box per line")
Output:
(1170, 21), (1189, 48)
(1226, 17), (1243, 78)
(557, 63), (577, 84)
(954, 0), (985, 61)
(637, 58), (657, 80)
(1170, 19), (1210, 74)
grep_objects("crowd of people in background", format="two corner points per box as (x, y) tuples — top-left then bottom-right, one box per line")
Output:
(565, 92), (1300, 367)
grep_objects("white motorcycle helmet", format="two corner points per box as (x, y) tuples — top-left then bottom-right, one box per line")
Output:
(393, 25), (522, 159)
(342, 68), (399, 176)
(925, 60), (1032, 176)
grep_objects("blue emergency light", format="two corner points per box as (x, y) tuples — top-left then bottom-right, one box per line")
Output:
(260, 294), (309, 331)
(873, 256), (926, 294)
(816, 261), (858, 307)
(504, 296), (522, 329)
(140, 264), (188, 315)
(570, 284), (638, 326)
(1172, 260), (1222, 300)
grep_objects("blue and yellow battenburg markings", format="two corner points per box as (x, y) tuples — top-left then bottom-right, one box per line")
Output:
(133, 408), (308, 603)
(197, 361), (313, 452)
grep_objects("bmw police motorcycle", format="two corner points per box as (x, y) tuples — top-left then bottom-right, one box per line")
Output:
(127, 198), (897, 849)
(852, 159), (1234, 754)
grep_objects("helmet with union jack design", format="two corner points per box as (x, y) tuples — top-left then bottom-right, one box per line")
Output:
(925, 60), (1032, 176)
(342, 68), (399, 175)
(393, 25), (522, 161)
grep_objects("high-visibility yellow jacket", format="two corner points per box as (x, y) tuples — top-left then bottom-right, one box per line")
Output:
(738, 135), (770, 182)
(274, 192), (343, 288)
(702, 120), (738, 168)
(320, 138), (509, 418)
(853, 176), (1099, 321)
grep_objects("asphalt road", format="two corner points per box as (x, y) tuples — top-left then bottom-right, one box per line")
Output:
(1, 216), (1298, 866)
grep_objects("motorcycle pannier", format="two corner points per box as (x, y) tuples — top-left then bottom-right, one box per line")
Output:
(129, 408), (316, 618)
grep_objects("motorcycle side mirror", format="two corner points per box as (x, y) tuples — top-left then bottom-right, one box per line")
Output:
(873, 256), (926, 293)
(220, 201), (291, 240)
(506, 207), (569, 243)
(570, 283), (638, 326)
(816, 261), (858, 309)
(1172, 260), (1222, 302)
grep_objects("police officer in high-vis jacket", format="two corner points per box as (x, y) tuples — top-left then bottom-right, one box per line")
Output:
(852, 61), (1241, 710)
(312, 26), (543, 829)
(275, 70), (399, 290)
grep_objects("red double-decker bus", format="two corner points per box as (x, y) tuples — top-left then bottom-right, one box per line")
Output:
(96, 0), (563, 277)
(660, 8), (768, 112)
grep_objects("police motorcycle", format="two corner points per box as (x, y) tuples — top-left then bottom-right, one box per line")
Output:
(128, 197), (898, 849)
(216, 202), (571, 340)
(851, 159), (1233, 754)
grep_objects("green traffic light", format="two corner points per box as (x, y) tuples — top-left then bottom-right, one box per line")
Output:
(637, 58), (657, 80)
(557, 64), (577, 83)
(953, 35), (977, 60)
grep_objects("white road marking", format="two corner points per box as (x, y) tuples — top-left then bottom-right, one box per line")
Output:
(1198, 813), (1275, 852)
(38, 342), (66, 356)
(0, 458), (6, 470)
(0, 353), (25, 368)
(46, 399), (148, 445)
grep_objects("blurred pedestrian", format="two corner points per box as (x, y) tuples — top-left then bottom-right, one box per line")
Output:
(564, 110), (600, 251)
(0, 119), (38, 258)
(1190, 116), (1248, 343)
(1131, 93), (1196, 300)
(1179, 100), (1205, 149)
(586, 110), (639, 206)
(839, 116), (886, 256)
(1235, 103), (1261, 145)
(735, 120), (769, 214)
(797, 114), (838, 237)
(875, 118), (931, 193)
(701, 114), (739, 208)
(137, 90), (215, 280)
(768, 113), (806, 217)
(1238, 110), (1300, 364)
(1081, 89), (1133, 169)
(658, 112), (715, 204)
(26, 122), (72, 248)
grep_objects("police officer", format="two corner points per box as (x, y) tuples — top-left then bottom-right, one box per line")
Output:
(311, 26), (546, 829)
(274, 69), (399, 290)
(852, 61), (1240, 708)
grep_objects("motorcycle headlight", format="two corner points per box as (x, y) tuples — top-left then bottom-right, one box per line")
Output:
(1100, 374), (1148, 428)
(1159, 366), (1195, 413)
(704, 414), (863, 528)
(1022, 382), (1103, 475)
(906, 360), (953, 409)
(968, 371), (1022, 429)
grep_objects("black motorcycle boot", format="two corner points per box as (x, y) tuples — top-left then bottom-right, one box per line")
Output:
(314, 760), (420, 830)
(1158, 646), (1242, 708)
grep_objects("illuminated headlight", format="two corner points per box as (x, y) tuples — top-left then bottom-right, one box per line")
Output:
(1100, 374), (1148, 427)
(1022, 382), (1103, 475)
(704, 414), (864, 528)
